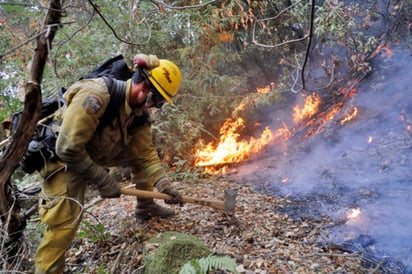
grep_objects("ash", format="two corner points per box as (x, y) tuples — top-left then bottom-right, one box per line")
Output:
(230, 47), (412, 273)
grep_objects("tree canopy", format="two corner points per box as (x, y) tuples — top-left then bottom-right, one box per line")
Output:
(1, 0), (389, 160)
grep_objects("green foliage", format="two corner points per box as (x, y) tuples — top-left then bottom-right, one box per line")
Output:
(170, 157), (202, 182)
(78, 221), (111, 244)
(0, 62), (25, 124)
(314, 2), (378, 56)
(314, 3), (354, 42)
(179, 254), (239, 274)
(97, 264), (106, 274)
(0, 92), (20, 123)
(25, 221), (46, 252)
(0, 0), (386, 174)
(11, 172), (41, 189)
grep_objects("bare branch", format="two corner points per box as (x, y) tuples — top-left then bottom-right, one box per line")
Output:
(251, 0), (308, 49)
(0, 22), (73, 60)
(150, 0), (218, 9)
(252, 35), (309, 49)
(0, 2), (60, 11)
(256, 0), (304, 22)
(52, 7), (96, 78)
(0, 32), (43, 60)
(87, 0), (151, 46)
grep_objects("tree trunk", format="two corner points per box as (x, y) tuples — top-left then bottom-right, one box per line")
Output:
(0, 0), (62, 267)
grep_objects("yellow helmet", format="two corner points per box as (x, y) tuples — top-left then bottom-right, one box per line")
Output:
(146, 59), (182, 104)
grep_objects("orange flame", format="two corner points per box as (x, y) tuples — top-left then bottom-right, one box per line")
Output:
(339, 81), (358, 97)
(368, 43), (393, 59)
(400, 109), (412, 132)
(384, 46), (393, 57)
(272, 123), (293, 143)
(195, 91), (326, 172)
(293, 93), (321, 124)
(281, 177), (289, 183)
(195, 117), (273, 167)
(195, 82), (360, 173)
(340, 107), (358, 125)
(194, 84), (277, 172)
(324, 104), (342, 122)
(257, 82), (275, 94)
(348, 207), (362, 219)
(301, 103), (343, 139)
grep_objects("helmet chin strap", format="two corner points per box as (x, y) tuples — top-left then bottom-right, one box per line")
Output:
(145, 91), (153, 108)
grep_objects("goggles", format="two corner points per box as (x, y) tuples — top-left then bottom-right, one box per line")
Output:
(144, 80), (166, 108)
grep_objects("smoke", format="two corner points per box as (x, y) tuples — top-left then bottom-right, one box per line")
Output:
(232, 46), (412, 271)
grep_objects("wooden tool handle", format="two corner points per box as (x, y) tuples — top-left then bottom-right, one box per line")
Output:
(120, 188), (225, 211)
(121, 188), (170, 200)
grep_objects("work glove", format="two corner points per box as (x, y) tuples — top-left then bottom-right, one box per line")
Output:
(133, 54), (160, 70)
(67, 159), (121, 199)
(155, 178), (183, 205)
(92, 168), (122, 198)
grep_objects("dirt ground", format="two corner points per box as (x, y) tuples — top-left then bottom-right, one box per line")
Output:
(66, 177), (370, 274)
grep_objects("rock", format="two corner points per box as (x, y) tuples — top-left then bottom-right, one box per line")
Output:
(142, 231), (210, 274)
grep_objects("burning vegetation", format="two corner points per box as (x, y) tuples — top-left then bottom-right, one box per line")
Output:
(194, 83), (360, 174)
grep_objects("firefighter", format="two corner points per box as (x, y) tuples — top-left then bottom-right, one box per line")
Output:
(34, 54), (183, 273)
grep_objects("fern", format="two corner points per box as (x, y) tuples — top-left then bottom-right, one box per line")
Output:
(179, 254), (239, 274)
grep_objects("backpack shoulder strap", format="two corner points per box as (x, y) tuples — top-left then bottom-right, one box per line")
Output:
(98, 77), (126, 128)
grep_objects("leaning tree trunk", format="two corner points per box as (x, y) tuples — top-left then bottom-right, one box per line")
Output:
(0, 0), (62, 268)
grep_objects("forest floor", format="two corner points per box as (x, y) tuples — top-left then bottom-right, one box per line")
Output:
(64, 176), (370, 274)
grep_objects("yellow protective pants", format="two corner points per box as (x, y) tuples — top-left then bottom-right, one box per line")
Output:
(34, 162), (86, 274)
(132, 169), (154, 192)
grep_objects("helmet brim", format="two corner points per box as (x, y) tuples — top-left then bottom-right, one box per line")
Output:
(148, 75), (174, 104)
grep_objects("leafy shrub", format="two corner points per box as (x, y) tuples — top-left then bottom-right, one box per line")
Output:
(179, 254), (239, 274)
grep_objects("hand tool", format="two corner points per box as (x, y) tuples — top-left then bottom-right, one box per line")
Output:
(121, 188), (237, 213)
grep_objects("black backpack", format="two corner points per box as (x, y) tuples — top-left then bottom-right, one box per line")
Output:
(13, 55), (134, 174)
(14, 88), (66, 173)
(80, 54), (133, 81)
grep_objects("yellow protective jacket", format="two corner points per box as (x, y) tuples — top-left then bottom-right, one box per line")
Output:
(55, 78), (166, 186)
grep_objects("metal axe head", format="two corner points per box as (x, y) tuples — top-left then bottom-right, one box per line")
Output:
(224, 189), (237, 213)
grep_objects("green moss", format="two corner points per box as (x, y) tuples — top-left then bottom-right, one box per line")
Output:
(143, 232), (210, 274)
